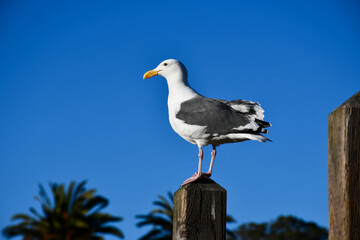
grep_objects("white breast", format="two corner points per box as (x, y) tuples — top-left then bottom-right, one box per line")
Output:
(167, 91), (208, 145)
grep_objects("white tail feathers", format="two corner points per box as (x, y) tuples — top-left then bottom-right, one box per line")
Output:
(229, 99), (265, 120)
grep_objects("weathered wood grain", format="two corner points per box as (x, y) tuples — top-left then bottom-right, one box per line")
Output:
(328, 91), (360, 240)
(173, 177), (226, 240)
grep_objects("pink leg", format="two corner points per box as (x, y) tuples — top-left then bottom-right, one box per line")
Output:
(204, 146), (216, 177)
(197, 147), (203, 175)
(181, 146), (203, 186)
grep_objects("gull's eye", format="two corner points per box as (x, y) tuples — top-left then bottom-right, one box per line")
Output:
(164, 63), (168, 66)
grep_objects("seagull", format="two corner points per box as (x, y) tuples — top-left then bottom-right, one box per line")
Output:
(143, 59), (271, 185)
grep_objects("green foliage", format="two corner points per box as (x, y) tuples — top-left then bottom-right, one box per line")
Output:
(135, 191), (236, 240)
(2, 180), (124, 240)
(136, 192), (173, 240)
(226, 215), (237, 240)
(236, 215), (328, 240)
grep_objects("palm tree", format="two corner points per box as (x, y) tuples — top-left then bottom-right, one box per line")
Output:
(2, 180), (124, 240)
(136, 192), (173, 240)
(136, 191), (236, 240)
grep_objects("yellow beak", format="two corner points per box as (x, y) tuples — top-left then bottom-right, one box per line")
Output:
(143, 69), (159, 79)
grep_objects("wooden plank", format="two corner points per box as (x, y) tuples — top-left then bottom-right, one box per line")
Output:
(328, 91), (360, 240)
(173, 177), (226, 240)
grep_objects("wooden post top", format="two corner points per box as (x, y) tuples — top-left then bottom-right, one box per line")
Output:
(330, 91), (360, 115)
(173, 177), (227, 240)
(175, 176), (226, 193)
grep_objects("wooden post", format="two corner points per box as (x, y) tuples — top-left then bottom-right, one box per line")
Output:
(328, 91), (360, 240)
(173, 177), (227, 240)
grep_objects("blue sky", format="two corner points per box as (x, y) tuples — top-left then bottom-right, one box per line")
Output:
(1, 0), (359, 239)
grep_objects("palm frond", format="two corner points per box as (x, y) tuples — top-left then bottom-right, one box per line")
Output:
(84, 196), (109, 212)
(150, 209), (172, 218)
(167, 192), (174, 203)
(97, 226), (124, 238)
(2, 180), (124, 240)
(153, 201), (172, 213)
(156, 195), (172, 209)
(66, 181), (76, 211)
(38, 184), (52, 208)
(11, 214), (37, 222)
(138, 229), (161, 240)
(226, 215), (236, 223)
(29, 207), (43, 219)
(136, 216), (172, 230)
(72, 180), (87, 199)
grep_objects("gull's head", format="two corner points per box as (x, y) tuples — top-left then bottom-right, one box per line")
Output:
(143, 59), (188, 81)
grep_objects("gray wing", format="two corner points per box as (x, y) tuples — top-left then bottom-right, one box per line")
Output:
(176, 97), (265, 135)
